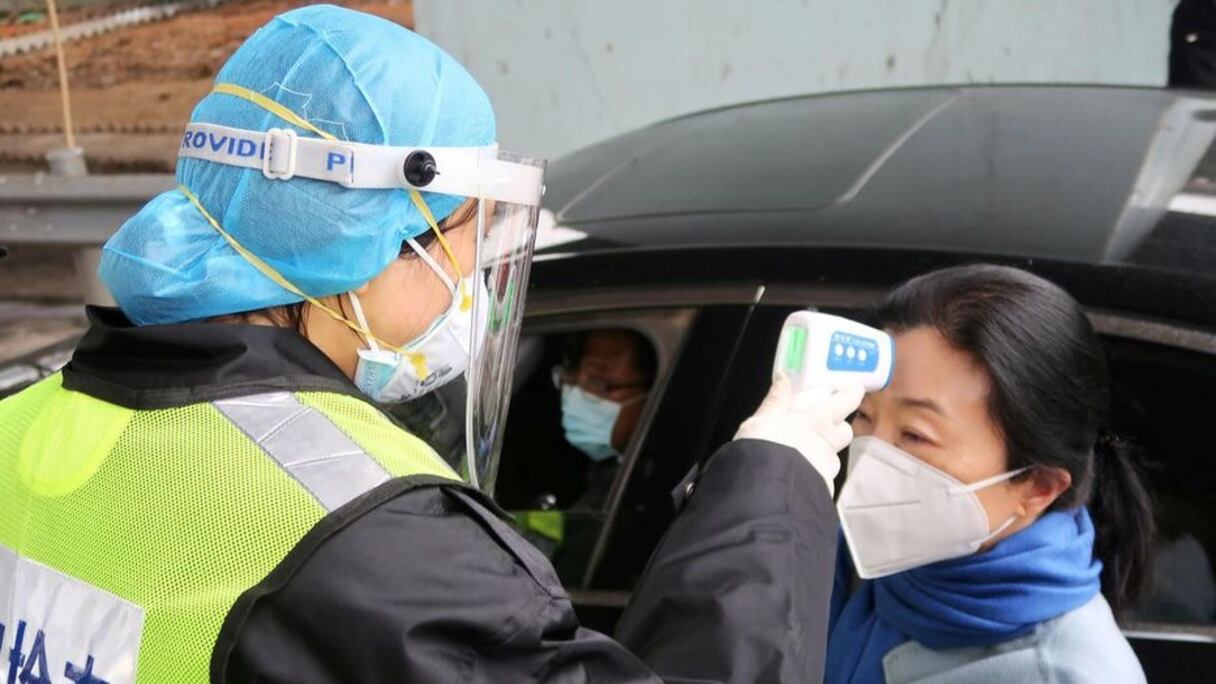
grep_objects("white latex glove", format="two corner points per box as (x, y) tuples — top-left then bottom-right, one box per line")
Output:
(734, 374), (865, 495)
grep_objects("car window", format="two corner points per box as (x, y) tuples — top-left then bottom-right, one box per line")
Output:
(1108, 336), (1216, 629)
(587, 305), (756, 592)
(343, 304), (695, 594)
(491, 327), (660, 585)
(453, 306), (698, 591)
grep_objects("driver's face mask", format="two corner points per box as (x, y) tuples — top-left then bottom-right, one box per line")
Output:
(837, 435), (1029, 579)
(558, 384), (646, 462)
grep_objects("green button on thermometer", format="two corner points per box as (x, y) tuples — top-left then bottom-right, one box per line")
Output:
(784, 325), (808, 374)
(773, 311), (894, 393)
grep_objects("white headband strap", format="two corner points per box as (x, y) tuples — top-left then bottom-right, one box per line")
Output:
(177, 122), (543, 206)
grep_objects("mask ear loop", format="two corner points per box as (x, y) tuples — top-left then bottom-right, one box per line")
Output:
(954, 465), (1034, 495)
(346, 290), (379, 352)
(401, 238), (463, 350)
(405, 238), (458, 295)
(979, 515), (1021, 545)
(407, 190), (474, 313)
(956, 465), (1033, 546)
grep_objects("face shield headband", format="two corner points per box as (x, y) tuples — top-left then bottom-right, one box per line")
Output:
(179, 84), (543, 205)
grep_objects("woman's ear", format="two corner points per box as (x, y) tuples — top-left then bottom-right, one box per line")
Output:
(1015, 466), (1072, 519)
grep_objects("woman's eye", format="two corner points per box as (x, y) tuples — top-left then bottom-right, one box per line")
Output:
(901, 430), (927, 445)
(853, 410), (871, 423)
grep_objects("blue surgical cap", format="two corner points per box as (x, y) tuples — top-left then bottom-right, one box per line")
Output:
(100, 5), (496, 325)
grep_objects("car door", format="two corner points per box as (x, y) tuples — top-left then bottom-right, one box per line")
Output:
(1095, 315), (1216, 682)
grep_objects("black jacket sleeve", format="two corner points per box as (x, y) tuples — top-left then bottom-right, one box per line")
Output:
(214, 440), (837, 684)
(616, 439), (839, 683)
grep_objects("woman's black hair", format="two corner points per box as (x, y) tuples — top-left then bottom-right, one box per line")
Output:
(873, 264), (1155, 613)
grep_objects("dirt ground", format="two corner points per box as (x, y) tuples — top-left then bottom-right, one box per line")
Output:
(0, 0), (413, 171)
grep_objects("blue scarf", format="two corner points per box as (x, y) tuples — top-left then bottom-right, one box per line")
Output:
(824, 508), (1102, 684)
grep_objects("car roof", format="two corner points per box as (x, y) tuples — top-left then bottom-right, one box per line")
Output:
(539, 85), (1216, 281)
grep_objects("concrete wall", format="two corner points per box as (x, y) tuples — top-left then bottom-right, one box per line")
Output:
(415, 0), (1178, 160)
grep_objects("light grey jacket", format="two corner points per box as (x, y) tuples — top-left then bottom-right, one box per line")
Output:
(880, 595), (1145, 683)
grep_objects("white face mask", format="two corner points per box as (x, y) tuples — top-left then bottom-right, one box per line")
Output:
(350, 239), (488, 404)
(837, 435), (1029, 579)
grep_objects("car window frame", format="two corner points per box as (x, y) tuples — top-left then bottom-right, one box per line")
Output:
(519, 282), (765, 605)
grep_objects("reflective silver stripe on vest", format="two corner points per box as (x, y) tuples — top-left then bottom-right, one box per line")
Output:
(213, 392), (390, 512)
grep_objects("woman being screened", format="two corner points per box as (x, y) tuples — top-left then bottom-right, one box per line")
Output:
(827, 264), (1152, 684)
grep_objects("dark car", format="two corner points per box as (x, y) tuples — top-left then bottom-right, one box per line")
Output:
(2, 84), (1214, 682)
(494, 85), (1216, 682)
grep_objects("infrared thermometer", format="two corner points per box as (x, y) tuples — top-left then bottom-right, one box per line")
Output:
(772, 311), (894, 393)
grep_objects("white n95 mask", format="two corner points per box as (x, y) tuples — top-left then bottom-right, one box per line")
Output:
(837, 435), (1029, 579)
(350, 240), (490, 404)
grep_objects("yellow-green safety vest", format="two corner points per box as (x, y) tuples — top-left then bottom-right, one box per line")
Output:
(0, 373), (458, 683)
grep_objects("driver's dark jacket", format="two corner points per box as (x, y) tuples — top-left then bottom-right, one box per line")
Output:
(66, 308), (839, 683)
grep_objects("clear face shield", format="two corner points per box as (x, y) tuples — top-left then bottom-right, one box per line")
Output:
(461, 174), (543, 491)
(381, 149), (545, 493)
(175, 97), (544, 494)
